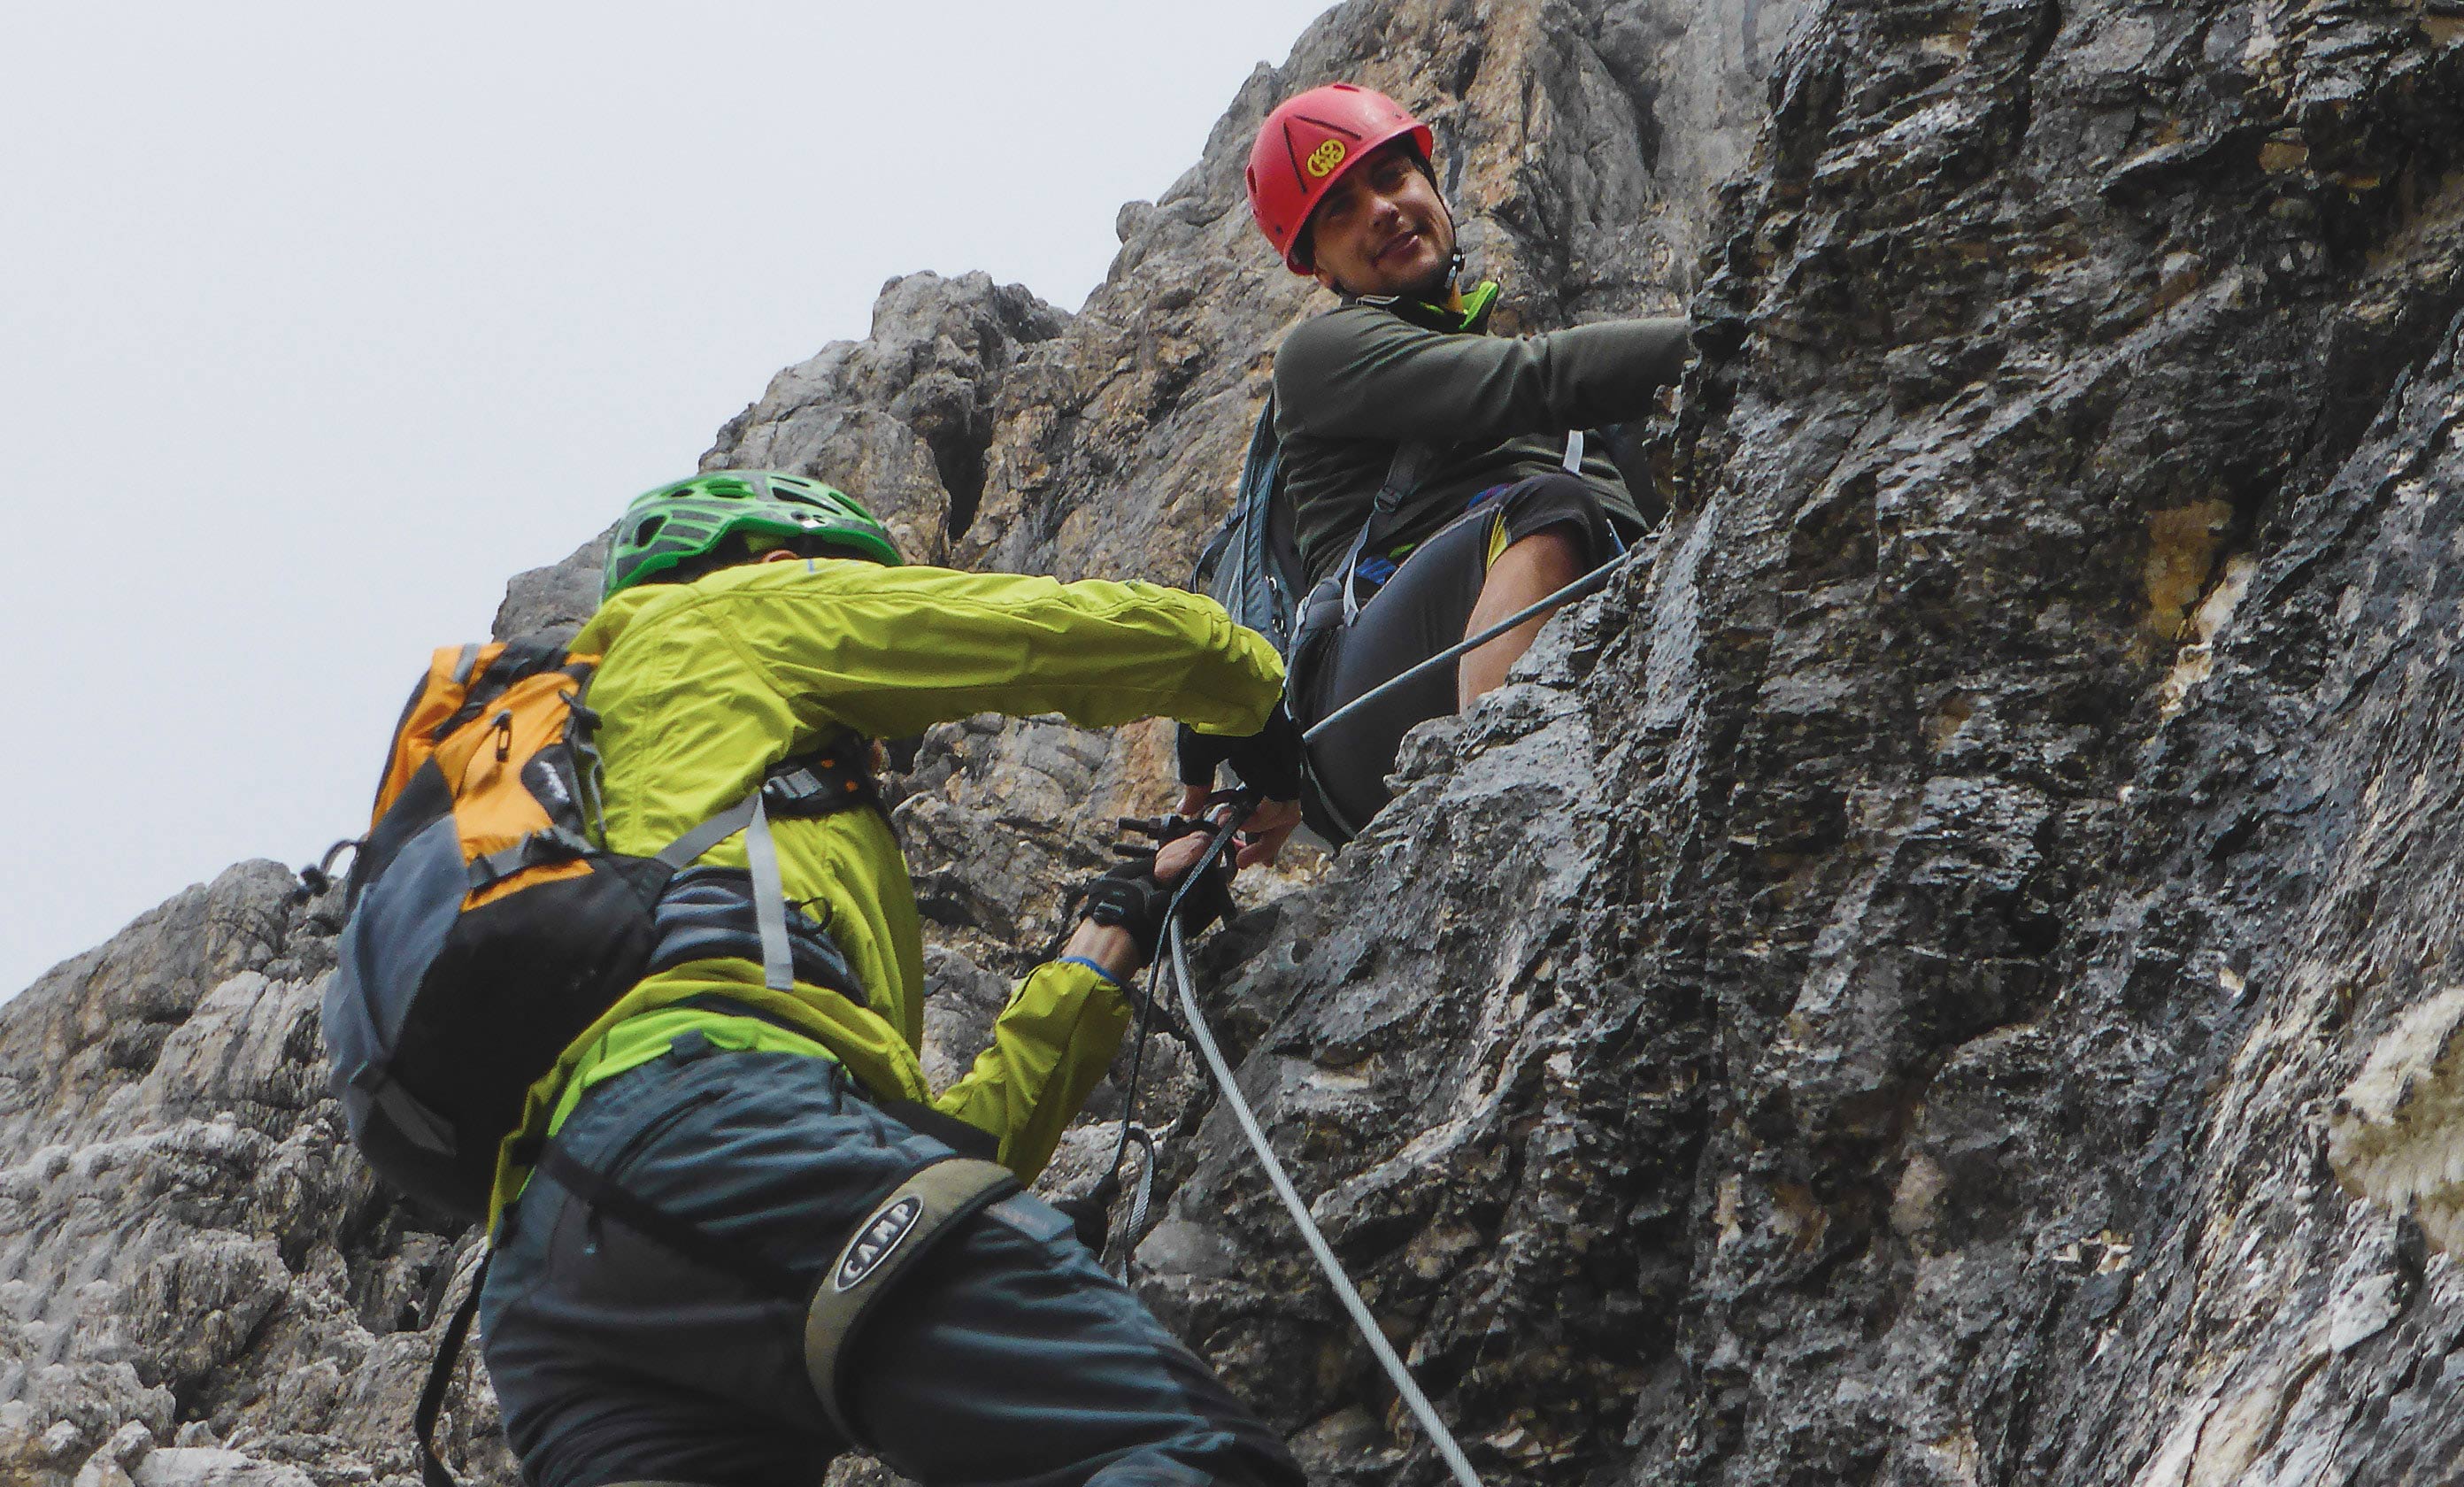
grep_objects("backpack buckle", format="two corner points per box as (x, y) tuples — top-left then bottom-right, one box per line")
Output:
(467, 827), (596, 889)
(764, 767), (822, 800)
(759, 746), (874, 820)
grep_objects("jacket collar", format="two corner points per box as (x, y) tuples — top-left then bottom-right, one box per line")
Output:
(1351, 278), (1500, 335)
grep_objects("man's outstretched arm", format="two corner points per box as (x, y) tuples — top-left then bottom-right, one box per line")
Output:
(932, 828), (1222, 1183)
(1277, 305), (1693, 448)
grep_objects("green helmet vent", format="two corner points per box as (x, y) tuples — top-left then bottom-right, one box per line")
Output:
(602, 471), (903, 601)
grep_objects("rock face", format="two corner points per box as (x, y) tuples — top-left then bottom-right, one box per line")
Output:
(0, 865), (513, 1487)
(1136, 2), (2464, 1484)
(706, 271), (1070, 566)
(14, 1), (2464, 1485)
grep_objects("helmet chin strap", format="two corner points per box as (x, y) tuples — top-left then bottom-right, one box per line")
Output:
(1436, 189), (1467, 293)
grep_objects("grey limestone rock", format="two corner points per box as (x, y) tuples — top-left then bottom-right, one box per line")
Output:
(488, 526), (611, 643)
(705, 271), (1069, 566)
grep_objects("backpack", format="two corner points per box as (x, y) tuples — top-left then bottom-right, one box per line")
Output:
(1192, 397), (1307, 657)
(1191, 396), (1442, 659)
(320, 636), (872, 1221)
(1190, 398), (1442, 843)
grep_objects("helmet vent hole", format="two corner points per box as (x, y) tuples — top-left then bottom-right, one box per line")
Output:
(632, 516), (665, 543)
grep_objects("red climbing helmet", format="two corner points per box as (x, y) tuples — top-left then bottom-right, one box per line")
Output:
(1246, 82), (1436, 274)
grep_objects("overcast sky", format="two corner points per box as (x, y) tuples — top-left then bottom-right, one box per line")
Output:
(0, 2), (1332, 999)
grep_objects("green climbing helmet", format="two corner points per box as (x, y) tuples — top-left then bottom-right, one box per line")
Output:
(603, 471), (903, 600)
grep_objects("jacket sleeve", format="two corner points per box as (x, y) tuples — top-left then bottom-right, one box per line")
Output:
(708, 560), (1288, 740)
(1277, 306), (1692, 448)
(932, 959), (1132, 1183)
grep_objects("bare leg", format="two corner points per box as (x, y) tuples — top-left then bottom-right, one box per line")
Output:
(1458, 526), (1585, 707)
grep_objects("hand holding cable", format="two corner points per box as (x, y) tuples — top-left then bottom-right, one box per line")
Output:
(1063, 814), (1238, 970)
(1174, 704), (1305, 867)
(1056, 797), (1259, 1267)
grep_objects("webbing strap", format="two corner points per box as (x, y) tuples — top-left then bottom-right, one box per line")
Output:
(654, 796), (758, 871)
(648, 743), (879, 991)
(1339, 438), (1442, 627)
(1335, 429), (1590, 628)
(803, 1157), (1019, 1444)
(350, 1063), (457, 1155)
(414, 1248), (489, 1487)
(745, 792), (795, 992)
(467, 826), (597, 890)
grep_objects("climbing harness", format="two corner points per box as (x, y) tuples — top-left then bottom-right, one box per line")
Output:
(1302, 545), (1638, 746)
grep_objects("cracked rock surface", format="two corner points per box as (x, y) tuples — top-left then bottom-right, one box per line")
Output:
(14, 2), (2464, 1485)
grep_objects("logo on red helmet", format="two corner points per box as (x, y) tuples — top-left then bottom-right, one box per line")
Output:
(1304, 140), (1348, 179)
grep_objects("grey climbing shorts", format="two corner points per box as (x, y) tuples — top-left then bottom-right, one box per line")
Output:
(477, 1032), (1301, 1487)
(1292, 471), (1622, 837)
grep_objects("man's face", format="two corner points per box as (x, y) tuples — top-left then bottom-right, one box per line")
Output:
(1305, 144), (1454, 300)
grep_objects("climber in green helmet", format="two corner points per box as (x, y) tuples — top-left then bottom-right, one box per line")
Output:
(477, 469), (1307, 1487)
(603, 469), (907, 583)
(1193, 82), (1708, 841)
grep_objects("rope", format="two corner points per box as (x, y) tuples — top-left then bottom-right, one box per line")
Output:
(1081, 527), (1640, 1477)
(1093, 798), (1484, 1481)
(1086, 796), (1256, 1275)
(1164, 917), (1484, 1487)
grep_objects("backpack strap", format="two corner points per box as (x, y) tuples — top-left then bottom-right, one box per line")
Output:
(1337, 438), (1444, 627)
(414, 1248), (490, 1487)
(1336, 426), (1590, 627)
(653, 795), (760, 871)
(646, 789), (797, 991)
(650, 741), (884, 996)
(467, 825), (599, 890)
(342, 1061), (458, 1156)
(746, 792), (794, 993)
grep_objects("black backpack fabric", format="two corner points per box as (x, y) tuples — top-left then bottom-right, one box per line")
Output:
(1192, 397), (1306, 656)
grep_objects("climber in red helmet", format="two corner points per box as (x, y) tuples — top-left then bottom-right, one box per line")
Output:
(1193, 81), (1701, 840)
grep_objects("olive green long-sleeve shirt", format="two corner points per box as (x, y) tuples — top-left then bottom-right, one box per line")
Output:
(1271, 287), (1693, 584)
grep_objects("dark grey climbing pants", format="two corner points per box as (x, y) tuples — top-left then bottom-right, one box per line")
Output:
(1292, 471), (1622, 837)
(478, 1036), (1301, 1487)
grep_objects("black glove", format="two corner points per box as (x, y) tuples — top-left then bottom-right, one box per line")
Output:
(1175, 703), (1305, 800)
(1066, 817), (1237, 961)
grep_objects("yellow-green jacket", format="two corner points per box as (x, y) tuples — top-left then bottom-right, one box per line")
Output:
(488, 556), (1282, 1223)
